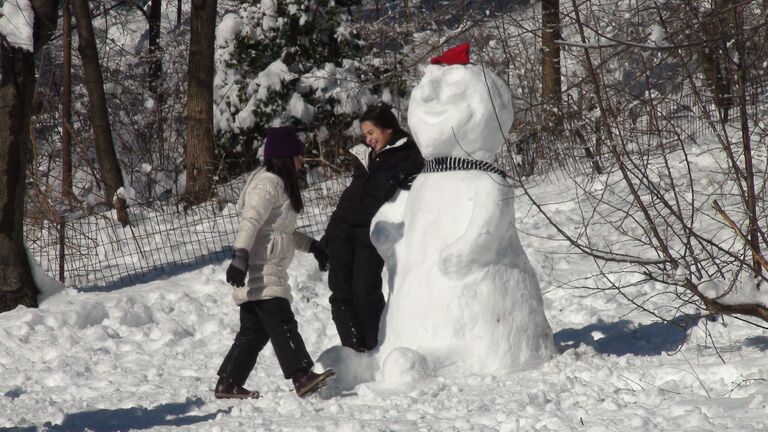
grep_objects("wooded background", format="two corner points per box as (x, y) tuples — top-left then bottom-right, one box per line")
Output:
(2, 0), (767, 324)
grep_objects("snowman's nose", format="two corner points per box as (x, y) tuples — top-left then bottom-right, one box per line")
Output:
(418, 79), (439, 103)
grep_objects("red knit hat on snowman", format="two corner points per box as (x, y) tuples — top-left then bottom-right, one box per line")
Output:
(430, 42), (470, 65)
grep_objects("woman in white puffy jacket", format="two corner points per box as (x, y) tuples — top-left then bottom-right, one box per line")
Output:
(215, 125), (334, 399)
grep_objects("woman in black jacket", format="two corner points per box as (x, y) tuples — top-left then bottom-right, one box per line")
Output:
(325, 104), (424, 352)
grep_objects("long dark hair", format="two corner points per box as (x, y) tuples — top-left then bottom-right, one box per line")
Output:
(360, 103), (409, 145)
(265, 158), (303, 213)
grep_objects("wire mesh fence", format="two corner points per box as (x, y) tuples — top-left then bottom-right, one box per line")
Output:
(24, 85), (768, 291)
(24, 172), (352, 291)
(507, 84), (768, 177)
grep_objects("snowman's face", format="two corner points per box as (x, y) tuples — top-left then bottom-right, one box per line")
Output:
(408, 64), (513, 163)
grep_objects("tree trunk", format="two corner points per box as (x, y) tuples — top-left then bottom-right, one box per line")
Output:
(148, 0), (163, 107)
(730, 6), (761, 279)
(71, 0), (129, 225)
(541, 0), (562, 127)
(148, 0), (165, 170)
(0, 46), (38, 313)
(62, 0), (73, 201)
(185, 0), (218, 204)
(697, 0), (733, 122)
(0, 0), (59, 313)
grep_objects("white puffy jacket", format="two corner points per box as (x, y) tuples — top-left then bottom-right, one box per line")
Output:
(231, 168), (312, 305)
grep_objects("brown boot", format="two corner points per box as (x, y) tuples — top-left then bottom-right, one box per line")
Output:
(292, 368), (335, 398)
(214, 377), (259, 399)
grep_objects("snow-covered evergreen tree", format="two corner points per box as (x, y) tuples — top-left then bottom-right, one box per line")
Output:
(215, 0), (377, 176)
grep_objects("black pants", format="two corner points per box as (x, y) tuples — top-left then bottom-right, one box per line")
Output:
(217, 298), (313, 384)
(326, 222), (385, 351)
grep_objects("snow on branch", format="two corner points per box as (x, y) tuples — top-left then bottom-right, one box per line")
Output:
(0, 0), (34, 52)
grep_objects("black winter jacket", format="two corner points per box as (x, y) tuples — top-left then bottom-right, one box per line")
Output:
(330, 133), (424, 227)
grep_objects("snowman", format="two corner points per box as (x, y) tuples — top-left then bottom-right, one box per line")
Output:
(370, 43), (557, 375)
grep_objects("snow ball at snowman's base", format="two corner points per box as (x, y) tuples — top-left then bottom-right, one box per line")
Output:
(377, 347), (431, 387)
(317, 345), (378, 390)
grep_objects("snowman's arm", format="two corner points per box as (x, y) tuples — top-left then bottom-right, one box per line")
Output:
(439, 179), (517, 277)
(370, 190), (409, 262)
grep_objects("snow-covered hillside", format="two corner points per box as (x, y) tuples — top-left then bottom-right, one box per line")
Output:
(3, 135), (768, 431)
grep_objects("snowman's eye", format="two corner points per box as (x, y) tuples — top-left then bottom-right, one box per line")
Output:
(437, 72), (470, 97)
(440, 82), (467, 99)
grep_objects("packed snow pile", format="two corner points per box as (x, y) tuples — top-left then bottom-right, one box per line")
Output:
(371, 58), (557, 374)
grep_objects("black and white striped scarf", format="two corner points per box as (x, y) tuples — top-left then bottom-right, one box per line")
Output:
(421, 157), (507, 178)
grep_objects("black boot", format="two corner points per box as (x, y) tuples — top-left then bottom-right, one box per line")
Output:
(214, 376), (259, 399)
(292, 368), (335, 398)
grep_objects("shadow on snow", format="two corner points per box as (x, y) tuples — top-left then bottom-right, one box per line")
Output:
(554, 314), (711, 356)
(75, 254), (228, 293)
(1, 397), (228, 432)
(743, 335), (768, 351)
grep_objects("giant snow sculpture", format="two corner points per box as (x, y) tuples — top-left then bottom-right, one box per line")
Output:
(371, 43), (557, 374)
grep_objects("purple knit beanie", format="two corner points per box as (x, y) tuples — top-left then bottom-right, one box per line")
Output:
(263, 125), (305, 160)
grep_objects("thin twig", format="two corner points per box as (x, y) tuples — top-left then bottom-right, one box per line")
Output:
(712, 200), (768, 274)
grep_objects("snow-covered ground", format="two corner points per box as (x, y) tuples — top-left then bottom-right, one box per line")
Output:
(3, 141), (768, 431)
(6, 0), (767, 428)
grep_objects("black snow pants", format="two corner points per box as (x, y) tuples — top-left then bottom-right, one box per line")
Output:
(217, 298), (313, 384)
(326, 221), (385, 352)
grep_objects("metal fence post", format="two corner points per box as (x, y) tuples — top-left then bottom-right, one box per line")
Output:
(58, 216), (65, 283)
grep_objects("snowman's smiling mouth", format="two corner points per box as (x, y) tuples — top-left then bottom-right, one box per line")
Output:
(412, 107), (475, 132)
(411, 102), (454, 124)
